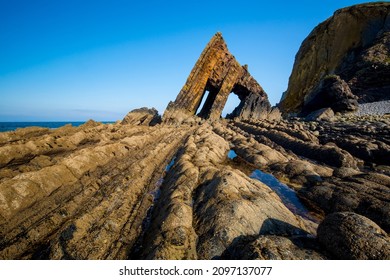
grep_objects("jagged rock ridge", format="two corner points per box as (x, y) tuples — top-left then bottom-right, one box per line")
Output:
(163, 32), (271, 123)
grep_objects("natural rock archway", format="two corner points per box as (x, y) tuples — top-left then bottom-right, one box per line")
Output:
(163, 32), (271, 123)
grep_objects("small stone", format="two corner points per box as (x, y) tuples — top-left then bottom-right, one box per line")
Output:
(305, 108), (335, 122)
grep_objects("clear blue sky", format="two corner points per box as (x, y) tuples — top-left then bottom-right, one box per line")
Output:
(0, 0), (383, 121)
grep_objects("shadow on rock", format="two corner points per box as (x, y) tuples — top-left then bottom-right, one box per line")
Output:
(220, 218), (326, 260)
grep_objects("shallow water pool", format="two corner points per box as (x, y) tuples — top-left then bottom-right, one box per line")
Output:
(250, 169), (317, 222)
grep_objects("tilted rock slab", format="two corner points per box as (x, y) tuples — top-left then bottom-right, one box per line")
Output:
(0, 114), (389, 259)
(137, 124), (310, 260)
(163, 32), (271, 123)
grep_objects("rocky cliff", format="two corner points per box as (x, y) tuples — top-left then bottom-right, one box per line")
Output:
(279, 2), (390, 115)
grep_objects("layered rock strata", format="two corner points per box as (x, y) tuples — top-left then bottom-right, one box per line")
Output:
(1, 3), (390, 260)
(163, 33), (271, 123)
(136, 124), (311, 260)
(121, 107), (161, 126)
(1, 113), (389, 260)
(0, 121), (191, 259)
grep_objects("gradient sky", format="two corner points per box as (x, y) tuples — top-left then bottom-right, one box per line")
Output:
(0, 0), (384, 121)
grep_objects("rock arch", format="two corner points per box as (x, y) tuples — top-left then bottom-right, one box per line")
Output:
(163, 32), (271, 123)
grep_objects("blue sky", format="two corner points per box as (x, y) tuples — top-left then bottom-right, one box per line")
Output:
(0, 0), (384, 121)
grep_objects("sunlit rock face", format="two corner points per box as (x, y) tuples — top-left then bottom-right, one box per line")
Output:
(121, 107), (161, 126)
(163, 32), (271, 123)
(279, 2), (390, 116)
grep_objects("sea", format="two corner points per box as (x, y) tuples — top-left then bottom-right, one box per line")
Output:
(0, 122), (114, 133)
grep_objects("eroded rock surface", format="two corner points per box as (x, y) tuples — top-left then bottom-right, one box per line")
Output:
(1, 5), (389, 259)
(221, 235), (327, 260)
(135, 124), (311, 260)
(121, 107), (161, 126)
(1, 112), (389, 260)
(163, 33), (271, 123)
(305, 107), (335, 122)
(302, 75), (358, 114)
(317, 212), (390, 259)
(0, 121), (190, 259)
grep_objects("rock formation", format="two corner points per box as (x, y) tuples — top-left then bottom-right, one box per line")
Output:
(279, 2), (390, 115)
(1, 4), (390, 260)
(221, 235), (326, 260)
(1, 112), (389, 260)
(163, 32), (271, 123)
(305, 107), (335, 122)
(121, 107), (161, 126)
(317, 212), (390, 260)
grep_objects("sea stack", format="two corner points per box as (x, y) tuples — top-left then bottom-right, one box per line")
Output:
(163, 32), (271, 123)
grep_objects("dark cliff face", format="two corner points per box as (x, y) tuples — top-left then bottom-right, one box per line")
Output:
(279, 2), (390, 115)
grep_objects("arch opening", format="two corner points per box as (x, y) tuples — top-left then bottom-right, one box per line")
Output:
(195, 90), (209, 116)
(195, 83), (253, 120)
(222, 93), (242, 118)
(195, 86), (219, 119)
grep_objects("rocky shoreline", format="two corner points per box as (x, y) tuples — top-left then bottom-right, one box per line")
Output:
(0, 112), (389, 260)
(0, 2), (389, 260)
(355, 100), (390, 116)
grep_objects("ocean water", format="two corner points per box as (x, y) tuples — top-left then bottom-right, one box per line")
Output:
(0, 122), (113, 133)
